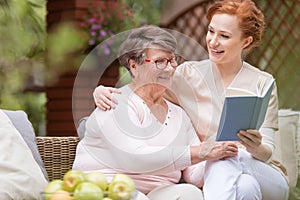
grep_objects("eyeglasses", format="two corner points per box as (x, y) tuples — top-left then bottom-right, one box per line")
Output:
(144, 55), (182, 70)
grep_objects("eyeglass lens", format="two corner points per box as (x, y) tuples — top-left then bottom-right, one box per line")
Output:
(155, 56), (181, 69)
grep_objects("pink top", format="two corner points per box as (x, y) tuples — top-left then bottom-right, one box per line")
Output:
(73, 85), (200, 193)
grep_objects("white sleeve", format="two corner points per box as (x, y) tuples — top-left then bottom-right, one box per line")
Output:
(260, 127), (275, 163)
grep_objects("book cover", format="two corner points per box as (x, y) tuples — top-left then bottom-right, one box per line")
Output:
(216, 79), (275, 141)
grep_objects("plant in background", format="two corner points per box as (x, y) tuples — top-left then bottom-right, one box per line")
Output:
(0, 0), (85, 135)
(80, 0), (142, 55)
(0, 0), (163, 135)
(0, 0), (47, 135)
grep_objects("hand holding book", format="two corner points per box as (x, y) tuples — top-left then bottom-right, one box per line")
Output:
(216, 79), (275, 141)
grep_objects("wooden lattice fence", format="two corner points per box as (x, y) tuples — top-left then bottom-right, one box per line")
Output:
(162, 0), (300, 110)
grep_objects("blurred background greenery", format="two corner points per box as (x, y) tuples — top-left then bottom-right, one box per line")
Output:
(0, 0), (48, 134)
(3, 0), (299, 136)
(0, 0), (163, 135)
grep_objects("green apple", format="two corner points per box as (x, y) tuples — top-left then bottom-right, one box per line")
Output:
(43, 179), (64, 200)
(49, 190), (73, 200)
(111, 174), (136, 191)
(108, 181), (133, 200)
(63, 170), (85, 192)
(85, 171), (108, 191)
(73, 182), (103, 200)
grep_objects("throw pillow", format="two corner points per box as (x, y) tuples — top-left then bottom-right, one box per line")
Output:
(2, 109), (48, 180)
(274, 109), (299, 187)
(0, 110), (48, 199)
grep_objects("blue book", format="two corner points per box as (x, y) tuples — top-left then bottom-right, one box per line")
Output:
(216, 79), (275, 141)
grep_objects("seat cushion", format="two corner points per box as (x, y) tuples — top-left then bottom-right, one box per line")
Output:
(2, 109), (48, 180)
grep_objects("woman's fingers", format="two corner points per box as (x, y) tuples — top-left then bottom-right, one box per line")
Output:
(238, 130), (261, 146)
(208, 142), (238, 160)
(95, 99), (111, 110)
(93, 85), (121, 110)
(217, 142), (238, 160)
(106, 88), (121, 105)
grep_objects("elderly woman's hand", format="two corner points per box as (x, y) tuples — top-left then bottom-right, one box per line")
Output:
(93, 85), (121, 110)
(197, 141), (239, 162)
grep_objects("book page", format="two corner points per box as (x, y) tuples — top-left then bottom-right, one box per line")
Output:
(225, 87), (256, 97)
(261, 78), (275, 97)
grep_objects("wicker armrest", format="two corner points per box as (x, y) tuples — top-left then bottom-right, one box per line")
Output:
(36, 136), (79, 181)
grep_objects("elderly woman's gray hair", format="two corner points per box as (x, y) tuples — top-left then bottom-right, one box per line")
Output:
(118, 25), (177, 69)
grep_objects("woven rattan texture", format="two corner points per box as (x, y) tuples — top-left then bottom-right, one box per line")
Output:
(36, 137), (79, 181)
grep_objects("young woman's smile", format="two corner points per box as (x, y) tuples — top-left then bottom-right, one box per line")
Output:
(206, 14), (247, 66)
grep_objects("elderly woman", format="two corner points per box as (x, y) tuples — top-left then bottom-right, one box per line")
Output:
(73, 25), (238, 200)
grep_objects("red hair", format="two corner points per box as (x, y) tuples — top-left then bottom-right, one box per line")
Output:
(207, 0), (265, 51)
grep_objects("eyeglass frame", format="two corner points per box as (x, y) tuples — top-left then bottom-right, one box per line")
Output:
(144, 55), (182, 70)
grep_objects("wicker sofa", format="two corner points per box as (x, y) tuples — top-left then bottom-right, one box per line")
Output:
(36, 110), (300, 183)
(4, 107), (299, 198)
(35, 109), (300, 200)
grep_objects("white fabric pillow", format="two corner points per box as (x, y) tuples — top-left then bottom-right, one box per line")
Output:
(274, 109), (300, 187)
(2, 109), (48, 180)
(0, 110), (48, 199)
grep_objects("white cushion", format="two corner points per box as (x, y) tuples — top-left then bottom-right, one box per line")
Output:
(274, 109), (300, 187)
(2, 109), (48, 180)
(0, 110), (48, 199)
(297, 113), (300, 177)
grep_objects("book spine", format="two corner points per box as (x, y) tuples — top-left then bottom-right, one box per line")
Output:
(249, 98), (262, 129)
